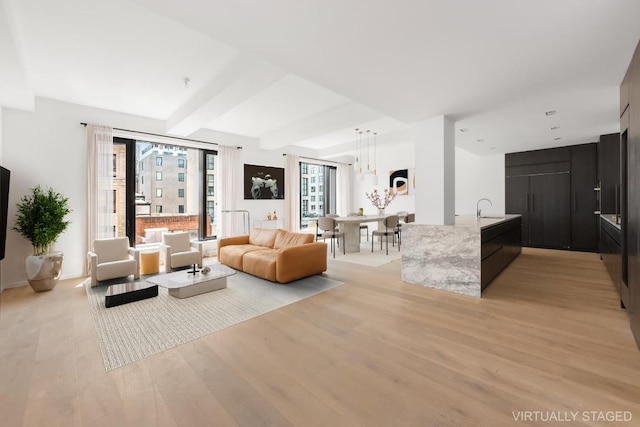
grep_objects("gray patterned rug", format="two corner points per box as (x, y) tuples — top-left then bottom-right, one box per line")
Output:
(85, 270), (343, 372)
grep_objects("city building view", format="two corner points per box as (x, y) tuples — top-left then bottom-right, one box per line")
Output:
(112, 141), (217, 246)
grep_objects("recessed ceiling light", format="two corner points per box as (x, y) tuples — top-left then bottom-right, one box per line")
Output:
(550, 126), (560, 130)
(459, 128), (469, 133)
(545, 110), (557, 116)
(554, 137), (562, 141)
(477, 139), (484, 143)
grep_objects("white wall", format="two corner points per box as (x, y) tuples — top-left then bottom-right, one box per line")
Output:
(455, 147), (505, 216)
(352, 139), (416, 217)
(1, 97), (309, 289)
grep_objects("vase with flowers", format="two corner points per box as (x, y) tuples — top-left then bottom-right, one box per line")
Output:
(365, 188), (396, 215)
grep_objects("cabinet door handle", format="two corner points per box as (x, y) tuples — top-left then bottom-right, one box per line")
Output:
(574, 192), (577, 212)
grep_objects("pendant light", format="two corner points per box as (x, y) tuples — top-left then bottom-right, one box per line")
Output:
(357, 129), (365, 181)
(370, 132), (379, 185)
(353, 128), (360, 172)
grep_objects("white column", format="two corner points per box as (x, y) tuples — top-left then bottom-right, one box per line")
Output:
(414, 115), (455, 225)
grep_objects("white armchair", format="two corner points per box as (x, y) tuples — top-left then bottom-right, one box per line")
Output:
(88, 237), (140, 287)
(161, 232), (202, 273)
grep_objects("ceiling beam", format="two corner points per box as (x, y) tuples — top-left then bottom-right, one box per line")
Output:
(259, 102), (385, 149)
(166, 54), (286, 136)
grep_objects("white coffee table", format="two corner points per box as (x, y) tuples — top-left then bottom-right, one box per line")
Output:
(146, 264), (236, 298)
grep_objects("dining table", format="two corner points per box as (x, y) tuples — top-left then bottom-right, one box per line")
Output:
(332, 214), (387, 253)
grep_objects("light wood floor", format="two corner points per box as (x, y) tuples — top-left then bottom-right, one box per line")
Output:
(1, 248), (639, 426)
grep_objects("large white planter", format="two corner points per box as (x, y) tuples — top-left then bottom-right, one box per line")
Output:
(25, 252), (63, 292)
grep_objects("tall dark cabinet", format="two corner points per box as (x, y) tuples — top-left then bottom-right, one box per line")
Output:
(505, 144), (597, 251)
(571, 144), (598, 251)
(622, 38), (640, 348)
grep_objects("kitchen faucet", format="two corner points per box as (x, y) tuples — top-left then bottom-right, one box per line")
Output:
(476, 198), (492, 219)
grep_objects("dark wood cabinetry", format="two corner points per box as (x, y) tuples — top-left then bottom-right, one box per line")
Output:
(600, 217), (626, 308)
(505, 145), (595, 250)
(481, 216), (522, 290)
(571, 144), (598, 251)
(624, 38), (640, 347)
(597, 133), (621, 216)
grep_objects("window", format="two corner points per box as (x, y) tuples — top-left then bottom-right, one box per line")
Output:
(208, 186), (214, 196)
(301, 163), (308, 174)
(207, 155), (215, 171)
(156, 157), (162, 166)
(118, 138), (218, 244)
(113, 189), (116, 213)
(299, 161), (337, 228)
(113, 154), (117, 177)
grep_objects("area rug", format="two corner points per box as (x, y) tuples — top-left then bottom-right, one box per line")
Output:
(85, 270), (343, 372)
(326, 241), (402, 267)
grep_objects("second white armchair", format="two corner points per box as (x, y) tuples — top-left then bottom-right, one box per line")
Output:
(161, 231), (203, 273)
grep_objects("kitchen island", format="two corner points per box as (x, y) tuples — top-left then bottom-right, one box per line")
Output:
(401, 214), (522, 297)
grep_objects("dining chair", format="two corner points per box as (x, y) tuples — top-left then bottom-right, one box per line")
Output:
(318, 216), (345, 258)
(349, 212), (369, 242)
(372, 215), (399, 255)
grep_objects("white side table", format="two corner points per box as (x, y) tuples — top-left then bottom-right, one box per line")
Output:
(253, 219), (285, 229)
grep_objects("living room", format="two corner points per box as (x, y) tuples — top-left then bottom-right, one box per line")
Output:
(2, 1), (640, 426)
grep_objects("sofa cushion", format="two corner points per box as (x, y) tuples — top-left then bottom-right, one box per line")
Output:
(96, 259), (136, 281)
(249, 228), (278, 248)
(273, 229), (314, 249)
(219, 244), (264, 270)
(162, 232), (192, 253)
(243, 249), (277, 282)
(93, 237), (130, 263)
(171, 251), (201, 269)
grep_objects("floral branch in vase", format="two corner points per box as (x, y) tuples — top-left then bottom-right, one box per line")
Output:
(365, 188), (396, 212)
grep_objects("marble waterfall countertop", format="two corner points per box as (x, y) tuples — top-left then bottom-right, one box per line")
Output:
(401, 215), (522, 297)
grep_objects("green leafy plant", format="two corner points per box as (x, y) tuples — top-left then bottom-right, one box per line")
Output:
(13, 185), (72, 255)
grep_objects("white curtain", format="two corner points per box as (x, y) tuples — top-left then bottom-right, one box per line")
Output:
(86, 124), (113, 274)
(285, 155), (300, 231)
(336, 162), (352, 216)
(217, 145), (241, 237)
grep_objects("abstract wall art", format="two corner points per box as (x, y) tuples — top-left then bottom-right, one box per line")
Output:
(389, 168), (416, 196)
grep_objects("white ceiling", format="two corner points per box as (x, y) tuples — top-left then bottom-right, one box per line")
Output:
(2, 0), (640, 156)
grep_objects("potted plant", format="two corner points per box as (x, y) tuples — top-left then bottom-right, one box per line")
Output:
(13, 185), (71, 292)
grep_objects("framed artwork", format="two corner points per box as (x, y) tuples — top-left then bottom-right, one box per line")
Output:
(244, 164), (285, 200)
(389, 168), (416, 196)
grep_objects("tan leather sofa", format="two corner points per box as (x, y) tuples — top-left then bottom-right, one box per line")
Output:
(217, 228), (327, 283)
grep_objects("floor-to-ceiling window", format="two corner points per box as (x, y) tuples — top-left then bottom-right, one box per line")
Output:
(300, 161), (336, 229)
(113, 137), (218, 247)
